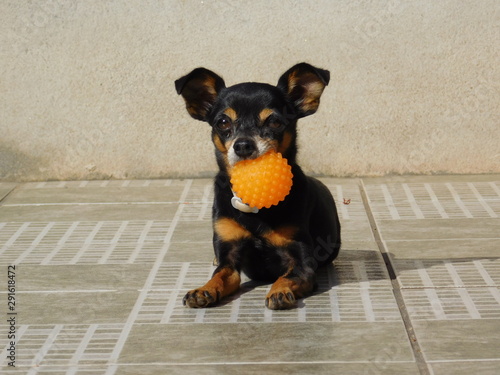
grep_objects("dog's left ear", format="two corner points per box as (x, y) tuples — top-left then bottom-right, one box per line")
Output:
(175, 68), (226, 122)
(277, 63), (330, 118)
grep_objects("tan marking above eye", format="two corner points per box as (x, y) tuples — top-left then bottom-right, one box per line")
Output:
(259, 108), (274, 123)
(223, 108), (238, 121)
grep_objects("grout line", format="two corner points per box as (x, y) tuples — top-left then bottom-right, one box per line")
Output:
(467, 182), (498, 218)
(297, 303), (307, 322)
(194, 307), (206, 323)
(456, 288), (481, 319)
(428, 358), (500, 363)
(360, 289), (375, 322)
(69, 324), (98, 368)
(127, 220), (154, 263)
(444, 262), (465, 288)
(384, 237), (500, 242)
(380, 184), (401, 220)
(445, 183), (473, 218)
(99, 221), (129, 264)
(329, 288), (341, 322)
(13, 222), (55, 264)
(69, 222), (104, 264)
(489, 181), (500, 197)
(197, 184), (212, 221)
(2, 201), (191, 207)
(29, 360), (425, 368)
(229, 292), (242, 323)
(359, 179), (432, 375)
(101, 360), (420, 366)
(423, 183), (449, 218)
(416, 261), (435, 288)
(0, 222), (31, 257)
(160, 263), (190, 324)
(402, 183), (425, 219)
(473, 260), (496, 286)
(354, 260), (371, 289)
(42, 221), (80, 265)
(424, 289), (446, 320)
(264, 289), (273, 322)
(327, 266), (341, 322)
(28, 324), (64, 373)
(488, 287), (500, 305)
(0, 325), (28, 365)
(7, 289), (117, 294)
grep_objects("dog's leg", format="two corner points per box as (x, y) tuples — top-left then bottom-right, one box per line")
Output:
(183, 266), (240, 308)
(265, 273), (315, 310)
(265, 243), (316, 310)
(183, 217), (248, 308)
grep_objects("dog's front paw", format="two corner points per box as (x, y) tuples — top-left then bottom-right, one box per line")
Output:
(183, 288), (219, 308)
(183, 267), (241, 308)
(265, 288), (296, 310)
(183, 288), (218, 308)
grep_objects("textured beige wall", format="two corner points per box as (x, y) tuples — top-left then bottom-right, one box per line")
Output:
(1, 0), (499, 181)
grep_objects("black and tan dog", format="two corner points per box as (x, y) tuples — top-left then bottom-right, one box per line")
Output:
(175, 63), (341, 310)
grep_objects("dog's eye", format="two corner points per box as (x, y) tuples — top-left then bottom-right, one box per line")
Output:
(264, 115), (284, 130)
(268, 121), (283, 130)
(215, 117), (232, 131)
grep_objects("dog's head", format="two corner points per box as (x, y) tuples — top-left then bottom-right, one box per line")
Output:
(175, 63), (330, 171)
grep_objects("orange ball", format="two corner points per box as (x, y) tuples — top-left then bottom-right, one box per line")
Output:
(230, 151), (293, 209)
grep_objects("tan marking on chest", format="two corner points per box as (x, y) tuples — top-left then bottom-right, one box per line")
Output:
(214, 217), (252, 242)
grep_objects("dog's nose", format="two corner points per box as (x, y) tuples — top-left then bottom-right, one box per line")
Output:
(233, 138), (257, 158)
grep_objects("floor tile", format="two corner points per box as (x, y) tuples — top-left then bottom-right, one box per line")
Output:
(363, 177), (500, 221)
(119, 322), (414, 364)
(19, 291), (138, 324)
(3, 185), (185, 204)
(362, 174), (500, 185)
(114, 362), (420, 375)
(171, 220), (213, 242)
(385, 238), (500, 259)
(0, 176), (498, 373)
(165, 241), (214, 262)
(413, 320), (500, 361)
(395, 259), (499, 289)
(340, 218), (376, 244)
(377, 219), (499, 241)
(0, 323), (124, 372)
(0, 220), (174, 264)
(403, 287), (500, 320)
(430, 360), (500, 375)
(17, 264), (150, 291)
(0, 203), (179, 222)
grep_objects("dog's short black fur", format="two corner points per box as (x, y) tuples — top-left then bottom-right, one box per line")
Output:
(175, 63), (341, 309)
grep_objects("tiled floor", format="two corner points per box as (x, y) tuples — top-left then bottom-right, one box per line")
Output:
(0, 175), (499, 374)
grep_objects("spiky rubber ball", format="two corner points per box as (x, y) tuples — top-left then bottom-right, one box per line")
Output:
(230, 151), (293, 209)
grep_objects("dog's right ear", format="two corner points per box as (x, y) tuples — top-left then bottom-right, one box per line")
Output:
(175, 68), (226, 122)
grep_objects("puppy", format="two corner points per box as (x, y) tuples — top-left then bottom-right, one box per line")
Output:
(175, 63), (341, 309)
